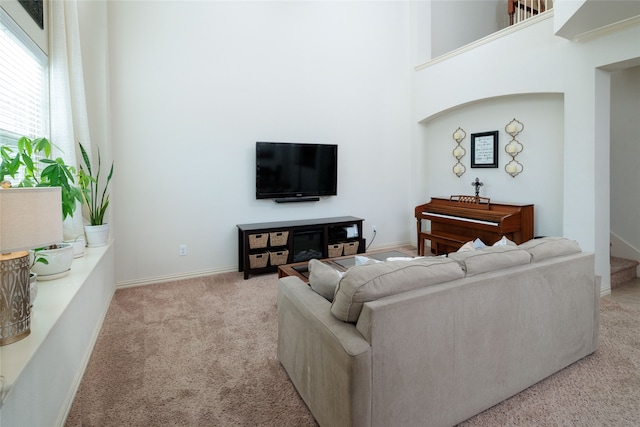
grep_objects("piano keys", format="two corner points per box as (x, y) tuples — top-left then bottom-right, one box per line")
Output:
(415, 196), (534, 255)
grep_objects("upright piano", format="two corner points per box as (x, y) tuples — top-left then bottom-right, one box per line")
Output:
(415, 196), (534, 255)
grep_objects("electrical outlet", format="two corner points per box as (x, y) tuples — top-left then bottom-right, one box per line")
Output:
(179, 244), (187, 256)
(372, 225), (377, 233)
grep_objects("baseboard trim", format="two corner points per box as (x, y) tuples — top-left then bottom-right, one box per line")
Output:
(366, 241), (415, 253)
(598, 275), (611, 297)
(116, 243), (416, 290)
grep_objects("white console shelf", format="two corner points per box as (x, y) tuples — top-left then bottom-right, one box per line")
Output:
(0, 243), (115, 426)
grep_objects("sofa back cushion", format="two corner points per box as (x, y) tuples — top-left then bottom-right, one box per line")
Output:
(447, 245), (531, 277)
(331, 257), (464, 323)
(518, 237), (582, 262)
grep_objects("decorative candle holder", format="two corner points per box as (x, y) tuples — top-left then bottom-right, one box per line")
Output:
(504, 119), (524, 177)
(452, 127), (466, 177)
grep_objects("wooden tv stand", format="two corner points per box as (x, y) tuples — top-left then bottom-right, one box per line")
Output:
(237, 216), (365, 279)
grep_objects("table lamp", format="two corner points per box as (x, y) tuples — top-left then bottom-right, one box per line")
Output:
(0, 187), (63, 346)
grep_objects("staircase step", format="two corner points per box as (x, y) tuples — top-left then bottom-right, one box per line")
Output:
(611, 256), (639, 289)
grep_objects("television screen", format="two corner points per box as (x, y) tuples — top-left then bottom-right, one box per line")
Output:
(256, 142), (338, 201)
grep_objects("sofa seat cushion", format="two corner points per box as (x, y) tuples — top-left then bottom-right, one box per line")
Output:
(331, 257), (464, 322)
(447, 245), (531, 276)
(518, 237), (582, 262)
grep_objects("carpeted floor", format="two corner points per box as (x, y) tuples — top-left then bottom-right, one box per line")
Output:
(65, 271), (316, 426)
(66, 269), (640, 426)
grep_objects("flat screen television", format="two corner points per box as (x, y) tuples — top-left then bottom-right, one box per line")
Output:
(256, 142), (338, 202)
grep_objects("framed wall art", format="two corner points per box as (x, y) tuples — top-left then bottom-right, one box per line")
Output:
(471, 131), (498, 168)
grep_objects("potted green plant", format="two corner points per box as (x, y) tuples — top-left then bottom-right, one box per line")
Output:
(77, 142), (113, 246)
(0, 136), (81, 278)
(1, 136), (82, 220)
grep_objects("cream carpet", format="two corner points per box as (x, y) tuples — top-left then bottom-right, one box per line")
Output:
(66, 271), (640, 426)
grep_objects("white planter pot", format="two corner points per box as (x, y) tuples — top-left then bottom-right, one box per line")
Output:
(84, 224), (109, 247)
(64, 236), (86, 258)
(30, 243), (74, 280)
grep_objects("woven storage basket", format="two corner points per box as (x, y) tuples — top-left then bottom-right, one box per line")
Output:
(269, 231), (289, 247)
(248, 233), (269, 249)
(249, 252), (269, 269)
(343, 241), (359, 256)
(269, 250), (289, 266)
(328, 243), (344, 258)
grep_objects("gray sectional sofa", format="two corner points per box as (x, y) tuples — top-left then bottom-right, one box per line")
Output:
(277, 237), (600, 427)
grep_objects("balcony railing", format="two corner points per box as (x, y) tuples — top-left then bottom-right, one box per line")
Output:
(509, 0), (553, 25)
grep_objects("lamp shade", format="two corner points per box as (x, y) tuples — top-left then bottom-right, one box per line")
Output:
(0, 187), (63, 253)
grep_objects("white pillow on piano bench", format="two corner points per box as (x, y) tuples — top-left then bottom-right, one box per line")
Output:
(457, 236), (516, 253)
(473, 238), (487, 249)
(493, 236), (517, 247)
(457, 241), (476, 252)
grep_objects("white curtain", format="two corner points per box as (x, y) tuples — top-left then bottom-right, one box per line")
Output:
(49, 0), (92, 240)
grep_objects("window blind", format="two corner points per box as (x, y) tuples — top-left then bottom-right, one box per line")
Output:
(0, 9), (48, 148)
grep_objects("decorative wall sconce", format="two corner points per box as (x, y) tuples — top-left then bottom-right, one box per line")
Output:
(504, 118), (524, 177)
(452, 127), (466, 177)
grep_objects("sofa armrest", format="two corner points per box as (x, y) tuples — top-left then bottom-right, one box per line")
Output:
(277, 276), (371, 427)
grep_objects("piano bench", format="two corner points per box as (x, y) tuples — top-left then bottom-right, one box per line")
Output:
(419, 231), (468, 256)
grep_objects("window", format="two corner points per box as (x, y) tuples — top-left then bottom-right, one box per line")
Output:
(0, 8), (49, 183)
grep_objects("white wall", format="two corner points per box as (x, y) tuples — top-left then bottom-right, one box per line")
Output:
(610, 66), (640, 254)
(431, 0), (507, 58)
(555, 0), (640, 39)
(412, 14), (640, 293)
(106, 1), (413, 285)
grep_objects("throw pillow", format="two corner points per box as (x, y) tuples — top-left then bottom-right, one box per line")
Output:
(308, 259), (342, 302)
(330, 257), (464, 323)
